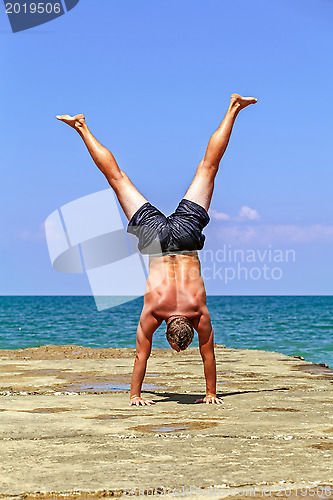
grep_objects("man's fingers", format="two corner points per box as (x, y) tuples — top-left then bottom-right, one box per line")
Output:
(195, 396), (224, 405)
(211, 398), (224, 405)
(129, 398), (156, 406)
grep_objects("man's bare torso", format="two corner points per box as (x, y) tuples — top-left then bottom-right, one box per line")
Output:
(143, 251), (207, 327)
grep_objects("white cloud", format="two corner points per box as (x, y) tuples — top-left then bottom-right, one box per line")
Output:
(209, 205), (260, 222)
(238, 206), (260, 220)
(209, 209), (230, 221)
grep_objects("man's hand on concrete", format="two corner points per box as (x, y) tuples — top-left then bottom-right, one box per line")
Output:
(195, 395), (224, 405)
(129, 396), (156, 406)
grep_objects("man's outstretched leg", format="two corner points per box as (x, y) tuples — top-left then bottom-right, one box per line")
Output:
(56, 114), (147, 221)
(184, 94), (257, 211)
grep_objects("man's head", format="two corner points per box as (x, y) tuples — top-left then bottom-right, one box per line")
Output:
(165, 316), (194, 352)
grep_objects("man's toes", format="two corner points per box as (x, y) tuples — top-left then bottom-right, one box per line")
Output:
(56, 114), (71, 122)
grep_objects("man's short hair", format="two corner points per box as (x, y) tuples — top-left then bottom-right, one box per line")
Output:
(166, 316), (194, 351)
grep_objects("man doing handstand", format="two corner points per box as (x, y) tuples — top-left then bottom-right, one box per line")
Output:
(57, 93), (257, 406)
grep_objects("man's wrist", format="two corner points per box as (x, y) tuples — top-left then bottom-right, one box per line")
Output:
(130, 395), (141, 400)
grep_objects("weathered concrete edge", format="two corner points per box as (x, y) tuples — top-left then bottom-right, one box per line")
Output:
(2, 482), (333, 500)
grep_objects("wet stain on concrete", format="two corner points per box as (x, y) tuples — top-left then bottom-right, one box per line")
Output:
(1, 407), (71, 414)
(23, 369), (66, 377)
(238, 372), (260, 378)
(252, 407), (300, 413)
(28, 407), (70, 413)
(293, 364), (333, 376)
(311, 442), (333, 450)
(84, 414), (132, 420)
(0, 364), (27, 373)
(130, 420), (218, 433)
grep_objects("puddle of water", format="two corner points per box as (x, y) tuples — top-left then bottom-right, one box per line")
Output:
(69, 383), (128, 392)
(63, 382), (166, 393)
(149, 425), (188, 432)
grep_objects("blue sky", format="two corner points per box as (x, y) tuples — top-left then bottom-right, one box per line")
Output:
(0, 0), (332, 295)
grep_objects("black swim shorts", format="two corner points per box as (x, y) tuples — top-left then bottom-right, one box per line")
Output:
(127, 198), (210, 255)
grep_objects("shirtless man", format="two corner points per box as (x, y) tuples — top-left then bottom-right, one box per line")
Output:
(57, 93), (257, 406)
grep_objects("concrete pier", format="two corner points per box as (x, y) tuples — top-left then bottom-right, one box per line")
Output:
(0, 345), (332, 499)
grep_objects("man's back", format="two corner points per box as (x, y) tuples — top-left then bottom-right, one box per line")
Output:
(143, 252), (207, 324)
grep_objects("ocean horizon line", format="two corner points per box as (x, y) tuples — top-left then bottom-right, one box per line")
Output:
(1, 294), (332, 297)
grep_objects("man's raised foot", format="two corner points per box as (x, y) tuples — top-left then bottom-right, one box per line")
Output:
(230, 93), (257, 109)
(56, 113), (86, 130)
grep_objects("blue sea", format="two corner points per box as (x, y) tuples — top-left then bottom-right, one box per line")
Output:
(0, 296), (332, 367)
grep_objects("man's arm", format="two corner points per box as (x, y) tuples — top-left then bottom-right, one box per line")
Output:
(130, 310), (161, 406)
(195, 310), (223, 405)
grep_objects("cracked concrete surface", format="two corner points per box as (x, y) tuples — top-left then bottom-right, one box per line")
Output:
(0, 345), (332, 499)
